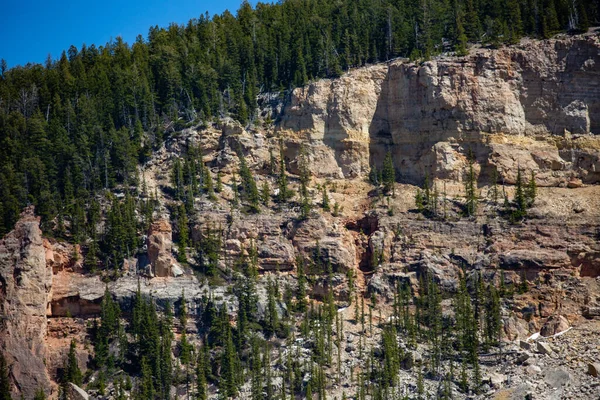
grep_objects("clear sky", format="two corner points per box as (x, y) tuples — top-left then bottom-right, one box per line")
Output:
(0, 0), (255, 68)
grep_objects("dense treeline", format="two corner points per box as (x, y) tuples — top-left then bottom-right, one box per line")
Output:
(0, 0), (597, 238)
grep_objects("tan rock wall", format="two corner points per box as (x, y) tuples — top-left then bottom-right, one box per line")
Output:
(277, 36), (600, 186)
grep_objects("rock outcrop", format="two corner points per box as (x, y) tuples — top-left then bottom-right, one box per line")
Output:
(147, 219), (182, 277)
(0, 207), (52, 398)
(278, 35), (600, 186)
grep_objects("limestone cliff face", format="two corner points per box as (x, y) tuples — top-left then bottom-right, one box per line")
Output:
(0, 207), (52, 398)
(278, 35), (600, 186)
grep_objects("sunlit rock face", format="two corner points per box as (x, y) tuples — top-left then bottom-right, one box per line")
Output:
(278, 36), (600, 186)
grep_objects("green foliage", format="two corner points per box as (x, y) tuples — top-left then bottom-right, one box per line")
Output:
(136, 356), (155, 400)
(277, 141), (292, 203)
(369, 164), (379, 186)
(179, 291), (192, 365)
(464, 157), (477, 217)
(261, 181), (271, 206)
(219, 322), (240, 398)
(195, 224), (221, 276)
(65, 339), (83, 386)
(237, 149), (260, 213)
(483, 284), (502, 349)
(33, 388), (46, 400)
(94, 286), (121, 367)
(195, 349), (207, 400)
(321, 185), (330, 212)
(382, 152), (396, 194)
(296, 257), (308, 313)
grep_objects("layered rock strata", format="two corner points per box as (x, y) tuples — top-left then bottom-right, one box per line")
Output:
(278, 35), (600, 186)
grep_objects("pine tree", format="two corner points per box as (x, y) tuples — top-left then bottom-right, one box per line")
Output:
(369, 165), (379, 186)
(250, 340), (263, 400)
(464, 157), (477, 217)
(204, 166), (216, 200)
(490, 168), (499, 205)
(265, 278), (280, 338)
(172, 158), (185, 200)
(177, 205), (189, 263)
(137, 356), (155, 400)
(454, 0), (469, 56)
(216, 171), (223, 193)
(513, 167), (527, 220)
(296, 257), (308, 312)
(261, 181), (271, 206)
(220, 323), (238, 397)
(525, 171), (537, 208)
(299, 179), (312, 220)
(484, 284), (502, 348)
(237, 149), (260, 213)
(382, 151), (396, 194)
(195, 349), (207, 400)
(322, 185), (330, 212)
(159, 302), (174, 399)
(179, 291), (192, 365)
(33, 388), (46, 400)
(65, 339), (82, 386)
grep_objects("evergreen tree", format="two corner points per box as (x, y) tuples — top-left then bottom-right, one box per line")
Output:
(220, 323), (239, 398)
(216, 171), (223, 193)
(484, 284), (502, 348)
(321, 185), (330, 212)
(261, 181), (271, 206)
(369, 165), (379, 186)
(65, 339), (82, 385)
(177, 204), (189, 263)
(179, 291), (192, 365)
(250, 340), (263, 400)
(296, 257), (308, 313)
(137, 356), (155, 400)
(464, 156), (478, 217)
(33, 388), (46, 400)
(237, 149), (260, 213)
(513, 167), (527, 220)
(382, 151), (396, 194)
(195, 349), (207, 400)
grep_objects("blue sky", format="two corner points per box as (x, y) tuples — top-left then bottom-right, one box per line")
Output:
(0, 0), (255, 68)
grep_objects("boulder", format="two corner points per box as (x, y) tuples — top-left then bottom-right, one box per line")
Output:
(540, 315), (570, 337)
(536, 342), (553, 355)
(519, 340), (532, 350)
(526, 365), (542, 375)
(68, 382), (89, 400)
(588, 363), (600, 377)
(544, 368), (571, 389)
(486, 372), (507, 388)
(583, 306), (600, 318)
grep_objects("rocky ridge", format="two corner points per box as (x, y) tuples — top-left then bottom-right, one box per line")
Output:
(1, 34), (600, 399)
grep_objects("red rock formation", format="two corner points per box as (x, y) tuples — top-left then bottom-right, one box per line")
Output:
(147, 219), (181, 277)
(0, 207), (52, 398)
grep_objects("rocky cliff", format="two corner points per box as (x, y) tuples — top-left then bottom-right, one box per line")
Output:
(278, 35), (600, 186)
(2, 34), (600, 400)
(0, 207), (53, 398)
